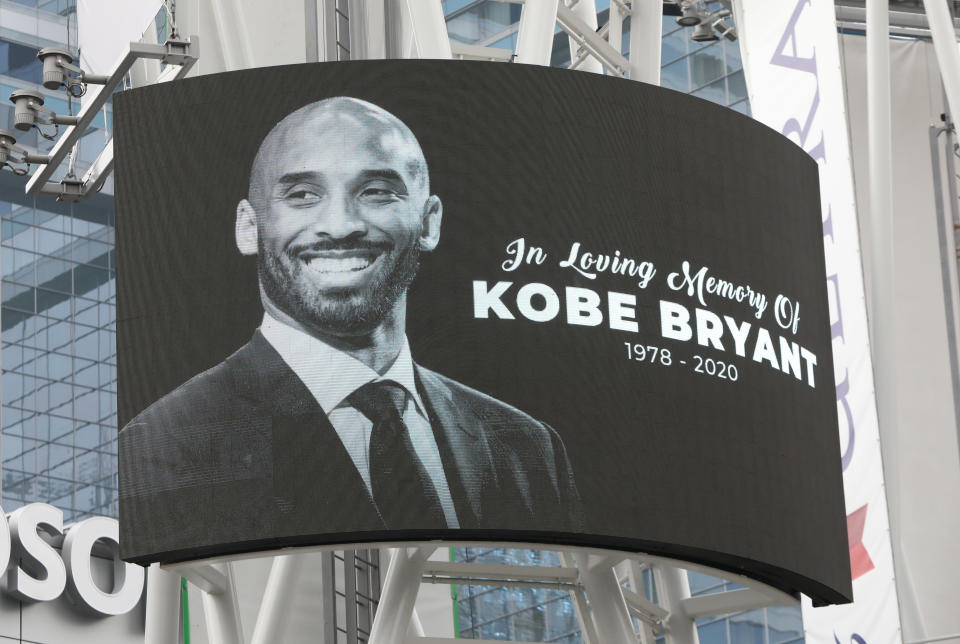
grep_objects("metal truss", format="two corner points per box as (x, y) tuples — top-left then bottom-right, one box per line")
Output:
(9, 38), (199, 201)
(147, 542), (797, 644)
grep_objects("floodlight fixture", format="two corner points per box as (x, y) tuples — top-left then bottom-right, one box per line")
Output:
(691, 22), (720, 41)
(0, 128), (51, 175)
(676, 1), (702, 26)
(9, 89), (80, 135)
(36, 47), (109, 96)
(713, 18), (738, 41)
(0, 129), (16, 165)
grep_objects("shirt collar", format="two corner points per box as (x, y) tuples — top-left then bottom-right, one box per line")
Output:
(259, 313), (426, 416)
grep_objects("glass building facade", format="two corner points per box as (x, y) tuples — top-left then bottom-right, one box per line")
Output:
(1, 0), (118, 521)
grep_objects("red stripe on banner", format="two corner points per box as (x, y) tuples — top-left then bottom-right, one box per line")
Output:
(847, 505), (875, 580)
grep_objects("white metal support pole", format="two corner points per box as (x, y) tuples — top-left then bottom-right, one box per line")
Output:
(516, 0), (561, 65)
(923, 0), (960, 121)
(608, 0), (624, 60)
(866, 3), (912, 639)
(199, 563), (244, 644)
(620, 560), (658, 644)
(208, 0), (253, 70)
(630, 0), (663, 83)
(250, 553), (311, 644)
(560, 552), (600, 644)
(369, 546), (434, 644)
(575, 553), (636, 644)
(866, 0), (897, 505)
(405, 0), (453, 59)
(145, 564), (180, 644)
(567, 0), (604, 73)
(655, 564), (698, 644)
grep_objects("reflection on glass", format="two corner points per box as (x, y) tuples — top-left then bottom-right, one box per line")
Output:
(662, 57), (691, 92)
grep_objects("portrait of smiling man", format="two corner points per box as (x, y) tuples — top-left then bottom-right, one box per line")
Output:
(119, 97), (582, 550)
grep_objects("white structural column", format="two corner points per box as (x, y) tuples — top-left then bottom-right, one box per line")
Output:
(404, 0), (453, 59)
(923, 0), (960, 122)
(656, 564), (699, 644)
(866, 0), (897, 515)
(196, 563), (244, 644)
(145, 564), (180, 644)
(250, 553), (311, 644)
(567, 0), (603, 73)
(607, 0), (624, 61)
(369, 546), (434, 644)
(575, 553), (636, 644)
(516, 0), (561, 65)
(208, 0), (253, 70)
(630, 0), (663, 83)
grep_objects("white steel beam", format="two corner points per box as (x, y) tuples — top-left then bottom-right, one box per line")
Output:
(422, 560), (579, 582)
(451, 42), (514, 61)
(617, 560), (660, 644)
(681, 587), (781, 618)
(414, 637), (537, 644)
(607, 0), (624, 59)
(655, 564), (699, 644)
(369, 546), (435, 644)
(866, 6), (899, 610)
(630, 0), (663, 83)
(638, 553), (797, 606)
(556, 2), (629, 75)
(405, 0), (453, 59)
(922, 0), (960, 122)
(175, 562), (230, 594)
(575, 553), (637, 644)
(566, 0), (603, 73)
(250, 554), (311, 644)
(208, 0), (253, 70)
(560, 551), (600, 644)
(198, 563), (244, 644)
(516, 0), (560, 65)
(144, 564), (180, 644)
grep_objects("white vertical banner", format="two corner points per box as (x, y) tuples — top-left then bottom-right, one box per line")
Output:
(732, 2), (902, 644)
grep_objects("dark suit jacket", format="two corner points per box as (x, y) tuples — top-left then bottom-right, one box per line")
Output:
(119, 331), (582, 563)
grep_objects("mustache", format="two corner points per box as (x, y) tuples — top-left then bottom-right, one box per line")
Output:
(287, 239), (394, 255)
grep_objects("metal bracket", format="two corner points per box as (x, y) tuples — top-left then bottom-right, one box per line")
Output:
(24, 36), (199, 197)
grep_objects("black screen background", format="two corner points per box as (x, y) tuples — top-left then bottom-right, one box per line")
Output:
(114, 61), (850, 605)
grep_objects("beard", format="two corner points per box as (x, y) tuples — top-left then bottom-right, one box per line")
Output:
(259, 235), (421, 335)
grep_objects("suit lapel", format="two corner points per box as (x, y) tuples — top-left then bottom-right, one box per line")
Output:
(231, 332), (384, 532)
(415, 365), (496, 529)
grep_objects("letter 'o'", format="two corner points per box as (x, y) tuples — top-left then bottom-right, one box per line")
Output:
(64, 517), (144, 615)
(517, 283), (560, 322)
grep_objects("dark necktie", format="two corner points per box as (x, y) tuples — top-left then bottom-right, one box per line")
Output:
(348, 381), (447, 529)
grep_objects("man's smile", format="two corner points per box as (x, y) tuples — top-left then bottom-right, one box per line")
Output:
(300, 251), (382, 274)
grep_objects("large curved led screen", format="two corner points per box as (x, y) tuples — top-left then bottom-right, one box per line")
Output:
(115, 61), (851, 605)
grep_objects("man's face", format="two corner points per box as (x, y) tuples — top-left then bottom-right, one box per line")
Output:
(236, 101), (441, 336)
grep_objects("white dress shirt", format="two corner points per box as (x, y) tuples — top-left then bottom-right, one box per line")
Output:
(259, 313), (460, 528)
